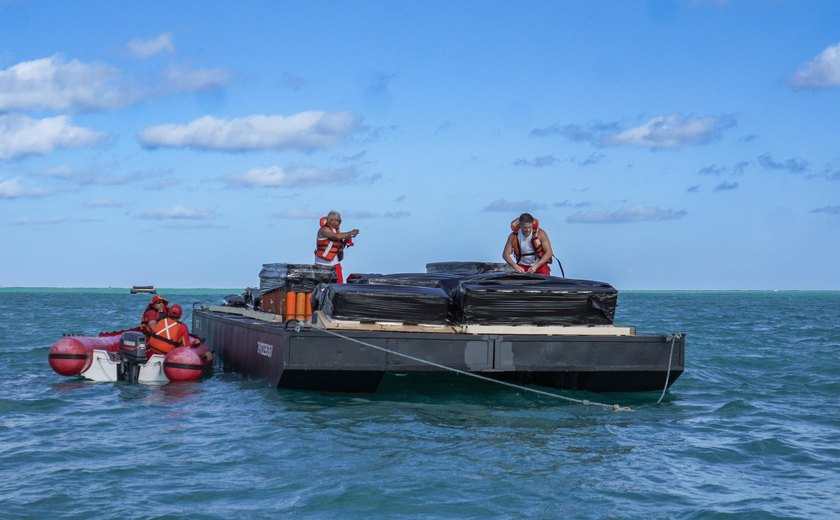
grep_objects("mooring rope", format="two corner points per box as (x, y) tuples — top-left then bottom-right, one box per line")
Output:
(656, 332), (682, 405)
(310, 325), (632, 412)
(95, 355), (117, 382)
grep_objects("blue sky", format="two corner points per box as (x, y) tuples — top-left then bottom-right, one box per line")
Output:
(1, 0), (838, 290)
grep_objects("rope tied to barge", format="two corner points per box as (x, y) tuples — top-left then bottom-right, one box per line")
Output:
(309, 324), (633, 412)
(656, 332), (682, 405)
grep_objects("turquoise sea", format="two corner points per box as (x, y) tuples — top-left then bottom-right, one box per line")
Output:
(1, 289), (838, 519)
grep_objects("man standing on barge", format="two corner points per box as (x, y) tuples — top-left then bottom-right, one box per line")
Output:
(314, 210), (359, 283)
(503, 212), (554, 275)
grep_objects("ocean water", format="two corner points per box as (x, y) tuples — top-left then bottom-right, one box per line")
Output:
(0, 289), (838, 519)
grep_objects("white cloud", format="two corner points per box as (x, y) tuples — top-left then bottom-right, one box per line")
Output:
(512, 155), (560, 168)
(713, 181), (739, 192)
(811, 205), (840, 215)
(0, 54), (232, 112)
(567, 205), (687, 224)
(127, 33), (175, 58)
(227, 165), (360, 188)
(790, 42), (840, 89)
(553, 200), (591, 208)
(484, 199), (546, 212)
(0, 177), (26, 198)
(0, 174), (77, 199)
(36, 166), (173, 187)
(84, 199), (127, 208)
(273, 208), (322, 220)
(279, 71), (305, 90)
(10, 216), (101, 225)
(0, 55), (143, 111)
(604, 113), (732, 149)
(757, 153), (809, 174)
(536, 114), (733, 149)
(162, 64), (232, 93)
(272, 208), (408, 220)
(136, 205), (213, 220)
(138, 111), (360, 152)
(0, 114), (105, 160)
(343, 210), (411, 219)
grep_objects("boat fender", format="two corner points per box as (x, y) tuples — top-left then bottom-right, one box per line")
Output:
(163, 346), (211, 382)
(48, 336), (92, 376)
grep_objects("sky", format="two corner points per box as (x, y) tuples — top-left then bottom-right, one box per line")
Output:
(0, 0), (838, 290)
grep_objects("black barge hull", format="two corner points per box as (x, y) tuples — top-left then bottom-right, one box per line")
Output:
(193, 308), (684, 394)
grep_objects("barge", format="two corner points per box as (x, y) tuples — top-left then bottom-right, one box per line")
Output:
(193, 263), (685, 394)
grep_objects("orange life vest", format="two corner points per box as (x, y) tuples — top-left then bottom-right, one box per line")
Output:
(510, 217), (551, 264)
(140, 307), (167, 337)
(314, 216), (346, 262)
(148, 318), (189, 355)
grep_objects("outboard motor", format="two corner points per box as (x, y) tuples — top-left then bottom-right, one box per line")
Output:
(118, 331), (148, 383)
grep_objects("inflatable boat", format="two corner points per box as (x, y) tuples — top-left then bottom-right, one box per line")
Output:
(48, 329), (213, 383)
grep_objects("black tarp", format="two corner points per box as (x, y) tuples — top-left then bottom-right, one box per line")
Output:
(259, 263), (337, 294)
(453, 272), (617, 325)
(222, 294), (247, 307)
(316, 283), (450, 324)
(347, 272), (463, 295)
(425, 261), (511, 277)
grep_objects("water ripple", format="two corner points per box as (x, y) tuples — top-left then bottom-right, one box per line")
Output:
(0, 290), (838, 518)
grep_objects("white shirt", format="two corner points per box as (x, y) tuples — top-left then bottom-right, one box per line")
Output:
(517, 229), (537, 266)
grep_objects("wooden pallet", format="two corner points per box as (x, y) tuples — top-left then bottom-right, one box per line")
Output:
(207, 305), (286, 322)
(311, 311), (635, 336)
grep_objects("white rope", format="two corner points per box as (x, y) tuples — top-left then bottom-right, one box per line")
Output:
(313, 326), (632, 412)
(656, 333), (681, 404)
(95, 356), (117, 382)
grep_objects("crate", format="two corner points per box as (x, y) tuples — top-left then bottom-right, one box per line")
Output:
(259, 288), (285, 315)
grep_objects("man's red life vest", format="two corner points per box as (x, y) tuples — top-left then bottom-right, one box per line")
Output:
(510, 217), (551, 264)
(148, 318), (189, 355)
(314, 217), (346, 262)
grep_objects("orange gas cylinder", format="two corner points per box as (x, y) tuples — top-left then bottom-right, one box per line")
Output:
(295, 292), (306, 320)
(285, 292), (297, 321)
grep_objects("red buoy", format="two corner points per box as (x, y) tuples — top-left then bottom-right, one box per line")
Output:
(163, 341), (213, 382)
(48, 334), (123, 376)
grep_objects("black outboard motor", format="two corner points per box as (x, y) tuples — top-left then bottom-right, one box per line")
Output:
(118, 331), (148, 383)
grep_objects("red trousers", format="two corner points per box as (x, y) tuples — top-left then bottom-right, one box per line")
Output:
(518, 263), (550, 275)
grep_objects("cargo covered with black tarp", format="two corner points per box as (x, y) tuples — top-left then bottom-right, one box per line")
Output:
(453, 273), (617, 325)
(317, 283), (450, 324)
(259, 263), (337, 294)
(426, 261), (511, 277)
(347, 272), (463, 295)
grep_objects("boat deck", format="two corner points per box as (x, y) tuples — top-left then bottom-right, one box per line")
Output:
(193, 306), (685, 393)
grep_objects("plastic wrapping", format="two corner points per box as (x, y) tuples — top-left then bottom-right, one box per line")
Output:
(453, 272), (617, 325)
(426, 261), (512, 277)
(222, 294), (247, 307)
(317, 283), (450, 324)
(259, 263), (337, 294)
(347, 272), (463, 295)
